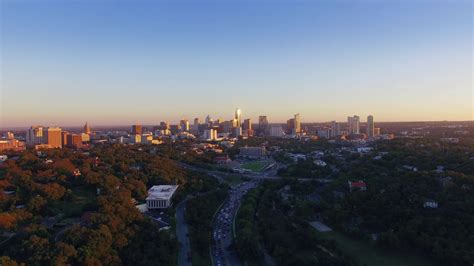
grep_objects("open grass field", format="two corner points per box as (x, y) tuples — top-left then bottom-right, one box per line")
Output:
(223, 175), (245, 186)
(316, 231), (436, 266)
(50, 186), (97, 217)
(241, 161), (268, 172)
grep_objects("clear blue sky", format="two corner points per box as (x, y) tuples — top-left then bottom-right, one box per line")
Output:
(1, 0), (472, 127)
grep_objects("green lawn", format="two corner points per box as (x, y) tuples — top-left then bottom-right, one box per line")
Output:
(223, 175), (245, 186)
(316, 231), (436, 266)
(49, 186), (97, 217)
(241, 161), (268, 172)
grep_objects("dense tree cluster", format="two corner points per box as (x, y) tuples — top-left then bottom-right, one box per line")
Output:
(0, 144), (194, 265)
(256, 181), (354, 266)
(234, 187), (264, 263)
(320, 138), (474, 265)
(185, 188), (228, 263)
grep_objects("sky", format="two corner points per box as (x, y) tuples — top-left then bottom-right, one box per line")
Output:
(0, 0), (472, 127)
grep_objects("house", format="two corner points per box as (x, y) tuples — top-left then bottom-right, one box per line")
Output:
(357, 147), (373, 153)
(348, 180), (367, 192)
(313, 160), (327, 167)
(423, 200), (438, 209)
(214, 156), (232, 164)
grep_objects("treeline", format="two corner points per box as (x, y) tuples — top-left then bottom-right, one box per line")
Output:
(257, 181), (353, 266)
(0, 144), (202, 265)
(185, 188), (228, 264)
(320, 138), (474, 265)
(234, 186), (264, 264)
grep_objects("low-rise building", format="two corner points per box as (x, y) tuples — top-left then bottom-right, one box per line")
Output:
(348, 180), (367, 192)
(239, 146), (266, 158)
(146, 185), (179, 209)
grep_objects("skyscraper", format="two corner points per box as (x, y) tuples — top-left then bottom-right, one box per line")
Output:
(26, 126), (44, 146)
(84, 122), (91, 134)
(132, 124), (143, 135)
(243, 119), (252, 131)
(294, 113), (301, 134)
(331, 121), (340, 137)
(180, 119), (190, 132)
(243, 118), (253, 137)
(367, 115), (374, 138)
(347, 115), (360, 134)
(234, 108), (242, 128)
(258, 116), (268, 130)
(287, 118), (295, 133)
(44, 127), (62, 148)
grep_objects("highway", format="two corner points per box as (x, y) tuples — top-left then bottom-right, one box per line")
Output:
(210, 181), (258, 266)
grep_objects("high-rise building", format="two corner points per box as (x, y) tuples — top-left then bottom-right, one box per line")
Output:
(331, 121), (340, 137)
(84, 122), (91, 134)
(258, 116), (268, 130)
(202, 128), (217, 140)
(294, 113), (301, 134)
(374, 127), (381, 136)
(67, 134), (83, 148)
(367, 115), (374, 138)
(234, 108), (242, 128)
(3, 132), (14, 139)
(159, 121), (170, 130)
(132, 124), (143, 135)
(26, 126), (44, 146)
(243, 119), (252, 132)
(232, 127), (243, 138)
(269, 125), (284, 137)
(287, 118), (295, 133)
(61, 131), (70, 146)
(180, 119), (190, 132)
(44, 127), (62, 148)
(347, 115), (360, 134)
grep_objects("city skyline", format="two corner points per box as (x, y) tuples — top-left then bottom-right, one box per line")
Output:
(1, 1), (472, 127)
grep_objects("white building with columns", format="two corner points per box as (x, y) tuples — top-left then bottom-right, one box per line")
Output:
(146, 185), (178, 209)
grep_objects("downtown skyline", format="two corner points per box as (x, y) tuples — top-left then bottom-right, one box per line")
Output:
(1, 1), (473, 127)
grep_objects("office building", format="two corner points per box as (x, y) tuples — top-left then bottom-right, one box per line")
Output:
(374, 128), (381, 136)
(61, 131), (69, 146)
(287, 118), (295, 134)
(159, 121), (170, 130)
(239, 146), (266, 158)
(258, 116), (268, 130)
(203, 128), (218, 141)
(180, 119), (190, 132)
(3, 132), (14, 139)
(367, 115), (375, 138)
(132, 124), (142, 135)
(44, 127), (62, 148)
(232, 127), (243, 138)
(67, 134), (83, 148)
(130, 134), (142, 144)
(243, 118), (253, 136)
(84, 122), (91, 134)
(347, 115), (360, 134)
(269, 125), (284, 137)
(0, 139), (25, 152)
(234, 108), (242, 128)
(331, 121), (340, 137)
(294, 113), (301, 134)
(146, 185), (179, 209)
(26, 126), (44, 146)
(317, 129), (331, 139)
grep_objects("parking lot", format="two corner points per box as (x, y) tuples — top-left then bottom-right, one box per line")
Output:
(211, 181), (257, 266)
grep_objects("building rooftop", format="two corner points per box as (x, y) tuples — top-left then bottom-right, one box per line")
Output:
(146, 185), (179, 201)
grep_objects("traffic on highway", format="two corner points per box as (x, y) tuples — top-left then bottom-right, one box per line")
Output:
(211, 181), (257, 266)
